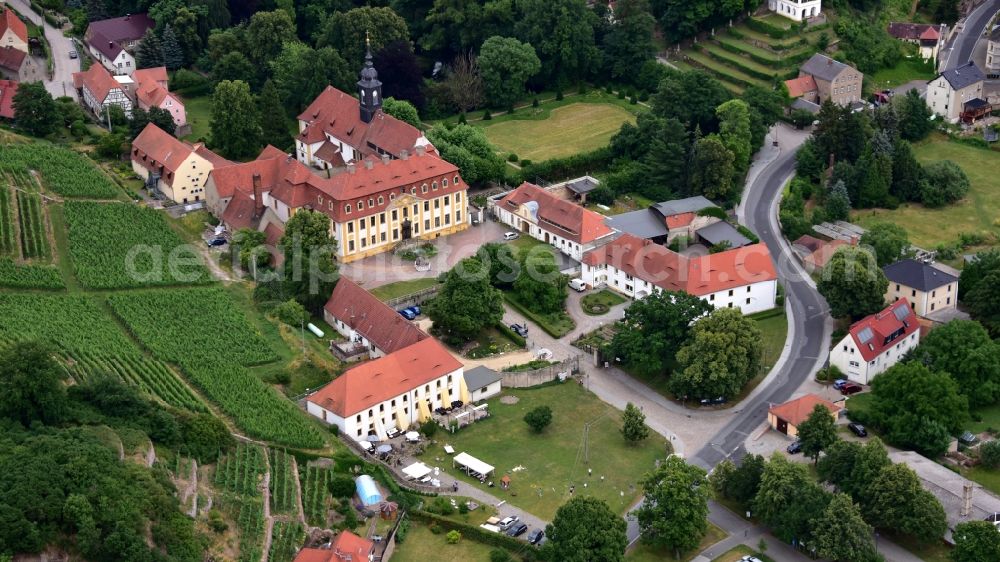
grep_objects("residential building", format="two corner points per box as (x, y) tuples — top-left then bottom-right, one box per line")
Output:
(829, 299), (920, 385)
(495, 182), (615, 261)
(322, 276), (428, 360)
(132, 67), (185, 128)
(0, 78), (17, 120)
(0, 45), (34, 81)
(464, 366), (503, 402)
(798, 54), (864, 106)
(605, 196), (725, 245)
(927, 62), (986, 123)
(986, 25), (1000, 77)
(294, 531), (374, 562)
(887, 22), (946, 61)
(883, 258), (958, 318)
(0, 7), (28, 54)
(784, 74), (819, 104)
(72, 63), (132, 118)
(295, 44), (431, 168)
(131, 123), (230, 203)
(83, 13), (154, 76)
(580, 233), (778, 314)
(305, 336), (465, 439)
(793, 234), (851, 271)
(768, 0), (822, 21)
(768, 394), (842, 437)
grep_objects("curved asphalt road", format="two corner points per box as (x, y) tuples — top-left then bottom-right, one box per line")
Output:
(942, 0), (1000, 70)
(7, 0), (79, 100)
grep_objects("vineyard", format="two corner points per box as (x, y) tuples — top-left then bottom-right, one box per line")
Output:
(0, 293), (137, 353)
(0, 258), (64, 289)
(0, 187), (14, 254)
(236, 496), (265, 562)
(16, 191), (50, 260)
(0, 144), (120, 198)
(268, 522), (305, 562)
(268, 448), (298, 515)
(63, 351), (207, 412)
(64, 201), (211, 289)
(301, 466), (332, 527)
(215, 443), (267, 496)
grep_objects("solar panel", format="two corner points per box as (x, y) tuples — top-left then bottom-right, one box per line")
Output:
(857, 327), (874, 344)
(893, 304), (910, 321)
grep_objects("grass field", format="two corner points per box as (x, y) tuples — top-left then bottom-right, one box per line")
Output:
(182, 95), (212, 142)
(420, 382), (669, 521)
(625, 522), (727, 561)
(480, 102), (636, 162)
(370, 277), (439, 301)
(852, 135), (1000, 249)
(392, 522), (496, 562)
(870, 57), (937, 89)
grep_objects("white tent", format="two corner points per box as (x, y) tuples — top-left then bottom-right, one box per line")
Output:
(402, 462), (433, 480)
(453, 452), (495, 478)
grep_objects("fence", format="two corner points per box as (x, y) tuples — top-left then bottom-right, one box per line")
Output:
(384, 284), (442, 310)
(501, 356), (581, 388)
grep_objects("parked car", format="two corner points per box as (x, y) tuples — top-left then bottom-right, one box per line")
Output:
(506, 523), (528, 537)
(848, 423), (868, 437)
(509, 323), (529, 337)
(959, 431), (979, 446)
(398, 307), (417, 320)
(699, 396), (726, 406)
(207, 237), (227, 247)
(497, 516), (518, 531)
(503, 231), (520, 241)
(527, 528), (545, 545)
(840, 382), (863, 395)
(833, 379), (848, 390)
(787, 440), (802, 454)
(568, 278), (587, 292)
(68, 50), (78, 59)
(739, 556), (764, 562)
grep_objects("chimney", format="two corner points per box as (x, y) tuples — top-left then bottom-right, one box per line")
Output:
(827, 58), (832, 66)
(347, 163), (356, 175)
(252, 173), (264, 219)
(400, 149), (409, 160)
(415, 145), (426, 156)
(364, 159), (374, 170)
(962, 483), (973, 517)
(109, 41), (114, 49)
(381, 154), (390, 165)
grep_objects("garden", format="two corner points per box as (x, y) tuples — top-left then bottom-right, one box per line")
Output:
(392, 521), (497, 562)
(0, 143), (122, 198)
(580, 289), (628, 315)
(370, 277), (440, 302)
(464, 325), (524, 359)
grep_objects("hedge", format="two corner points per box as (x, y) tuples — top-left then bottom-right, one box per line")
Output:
(409, 510), (538, 561)
(746, 16), (796, 39)
(702, 47), (795, 83)
(495, 322), (527, 348)
(516, 146), (613, 185)
(697, 206), (728, 219)
(715, 39), (812, 69)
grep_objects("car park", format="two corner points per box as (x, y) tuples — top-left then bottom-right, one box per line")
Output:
(787, 440), (802, 454)
(527, 528), (545, 545)
(506, 523), (528, 537)
(840, 382), (863, 395)
(848, 423), (867, 437)
(509, 323), (529, 337)
(497, 516), (518, 531)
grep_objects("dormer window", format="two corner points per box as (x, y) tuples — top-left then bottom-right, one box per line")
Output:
(345, 204), (352, 214)
(454, 175), (460, 185)
(443, 179), (449, 187)
(358, 201), (364, 210)
(318, 195), (323, 205)
(432, 182), (438, 191)
(378, 196), (384, 205)
(368, 198), (374, 207)
(421, 184), (428, 194)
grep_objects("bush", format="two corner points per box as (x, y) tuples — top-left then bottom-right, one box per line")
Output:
(420, 421), (438, 438)
(697, 206), (728, 219)
(329, 475), (355, 498)
(458, 502), (469, 515)
(171, 69), (212, 96)
(329, 424), (339, 436)
(208, 510), (228, 533)
(588, 185), (615, 206)
(272, 299), (307, 326)
(516, 146), (613, 184)
(429, 496), (456, 516)
(556, 90), (564, 101)
(815, 364), (843, 383)
(491, 549), (513, 562)
(458, 112), (467, 125)
(617, 89), (626, 99)
(446, 530), (462, 544)
(482, 110), (492, 121)
(495, 322), (527, 347)
(532, 98), (539, 108)
(430, 523), (444, 535)
(507, 153), (519, 163)
(524, 405), (553, 432)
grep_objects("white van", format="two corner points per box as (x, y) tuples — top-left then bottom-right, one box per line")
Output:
(569, 278), (587, 292)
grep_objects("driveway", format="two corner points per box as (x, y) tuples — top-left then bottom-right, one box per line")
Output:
(940, 0), (1000, 71)
(6, 0), (79, 100)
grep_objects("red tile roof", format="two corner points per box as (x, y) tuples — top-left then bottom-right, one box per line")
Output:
(794, 235), (848, 269)
(784, 75), (818, 98)
(887, 22), (942, 41)
(1, 8), (28, 44)
(314, 141), (347, 167)
(769, 394), (842, 427)
(220, 190), (259, 231)
(73, 64), (124, 103)
(307, 336), (461, 417)
(499, 182), (614, 245)
(919, 26), (940, 40)
(324, 277), (428, 354)
(0, 45), (26, 73)
(131, 123), (227, 187)
(848, 299), (919, 362)
(132, 66), (167, 85)
(582, 233), (777, 296)
(665, 212), (694, 230)
(293, 531), (375, 562)
(0, 79), (17, 119)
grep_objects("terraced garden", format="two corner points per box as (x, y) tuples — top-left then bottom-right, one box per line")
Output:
(63, 351), (208, 413)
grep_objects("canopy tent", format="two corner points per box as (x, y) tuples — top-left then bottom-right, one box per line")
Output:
(453, 452), (495, 478)
(395, 403), (410, 431)
(402, 462), (433, 480)
(459, 375), (471, 404)
(405, 431), (420, 442)
(417, 399), (432, 422)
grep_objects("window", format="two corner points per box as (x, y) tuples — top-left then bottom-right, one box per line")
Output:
(389, 193), (395, 201)
(895, 284), (900, 291)
(345, 204), (352, 214)
(370, 235), (375, 245)
(710, 295), (715, 301)
(445, 214), (450, 225)
(392, 210), (398, 221)
(434, 217), (441, 227)
(746, 298), (751, 305)
(421, 184), (428, 194)
(380, 213), (386, 224)
(948, 285), (952, 292)
(378, 196), (384, 205)
(392, 228), (398, 240)
(434, 199), (440, 209)
(444, 195), (450, 205)
(932, 290), (936, 298)
(424, 219), (430, 230)
(360, 238), (366, 248)
(728, 289), (734, 297)
(443, 179), (449, 187)
(318, 195), (323, 205)
(947, 297), (951, 305)
(843, 345), (848, 351)
(424, 201), (429, 212)
(358, 201), (364, 211)
(931, 303), (936, 311)
(370, 217), (376, 227)
(454, 175), (460, 185)
(369, 198), (374, 207)
(456, 192), (461, 203)
(347, 222), (354, 234)
(456, 210), (462, 222)
(747, 286), (751, 293)
(432, 181), (438, 191)
(380, 232), (386, 242)
(349, 240), (355, 252)
(911, 289), (916, 297)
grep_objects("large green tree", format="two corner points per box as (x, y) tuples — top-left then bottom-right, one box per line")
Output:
(911, 319), (1000, 407)
(797, 403), (839, 463)
(512, 252), (567, 315)
(161, 24), (185, 70)
(688, 135), (735, 201)
(890, 140), (923, 202)
(640, 117), (690, 200)
(478, 36), (541, 109)
(864, 463), (947, 542)
(382, 97), (421, 128)
(211, 51), (255, 85)
(652, 70), (730, 133)
(542, 497), (627, 562)
(621, 402), (649, 444)
(269, 42), (353, 112)
(952, 520), (1000, 562)
(258, 80), (291, 150)
(426, 124), (506, 185)
(724, 453), (765, 505)
(753, 454), (830, 543)
(318, 6), (410, 68)
(601, 0), (656, 83)
(427, 258), (504, 343)
(12, 82), (60, 137)
(810, 494), (878, 562)
(278, 209), (339, 312)
(0, 341), (66, 426)
(210, 80), (262, 159)
(635, 456), (709, 556)
(513, 0), (600, 87)
(860, 222), (911, 266)
(897, 88), (934, 141)
(611, 290), (712, 376)
(716, 99), (752, 177)
(672, 307), (762, 400)
(817, 246), (888, 319)
(135, 28), (164, 69)
(245, 10), (297, 70)
(959, 249), (1000, 300)
(920, 160), (970, 208)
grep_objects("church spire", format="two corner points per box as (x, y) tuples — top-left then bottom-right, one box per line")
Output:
(357, 31), (382, 124)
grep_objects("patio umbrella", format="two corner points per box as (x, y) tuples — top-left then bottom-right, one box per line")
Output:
(459, 375), (471, 404)
(366, 434), (381, 443)
(376, 444), (393, 454)
(417, 399), (432, 422)
(395, 403), (410, 431)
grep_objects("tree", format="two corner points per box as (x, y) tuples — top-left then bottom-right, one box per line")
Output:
(673, 307), (763, 400)
(742, 85), (786, 150)
(641, 117), (690, 200)
(232, 228), (270, 272)
(210, 80), (261, 159)
(953, 520), (1000, 562)
(542, 497), (627, 562)
(716, 99), (752, 176)
(96, 132), (127, 159)
(0, 341), (66, 426)
(825, 180), (852, 222)
(513, 252), (567, 314)
(611, 290), (712, 376)
(920, 160), (970, 208)
(860, 222), (910, 266)
(621, 402), (649, 444)
(135, 28), (164, 69)
(12, 82), (59, 137)
(278, 209), (339, 313)
(258, 80), (291, 150)
(426, 124), (505, 184)
(443, 51), (485, 113)
(374, 40), (426, 109)
(856, 143), (893, 209)
(328, 475), (356, 498)
(635, 456), (709, 556)
(688, 135), (735, 201)
(797, 404), (839, 463)
(180, 412), (234, 463)
(245, 10), (298, 69)
(523, 405), (553, 433)
(865, 463), (947, 542)
(382, 97), (421, 128)
(869, 362), (969, 456)
(427, 258), (504, 343)
(269, 42), (354, 113)
(514, 0), (600, 87)
(725, 453), (765, 505)
(318, 6), (410, 68)
(898, 89), (934, 141)
(212, 51), (255, 84)
(478, 36), (541, 109)
(811, 493), (878, 562)
(817, 246), (889, 319)
(959, 249), (1000, 300)
(891, 140), (923, 202)
(161, 24), (185, 70)
(813, 100), (869, 165)
(128, 106), (176, 139)
(753, 454), (830, 543)
(979, 440), (1000, 469)
(969, 277), (1000, 333)
(911, 319), (1000, 407)
(601, 0), (656, 84)
(652, 70), (730, 133)
(817, 440), (863, 491)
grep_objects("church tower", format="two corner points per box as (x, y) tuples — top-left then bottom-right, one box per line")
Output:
(357, 33), (382, 124)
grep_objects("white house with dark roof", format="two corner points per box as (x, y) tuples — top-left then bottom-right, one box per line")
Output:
(988, 26), (1000, 76)
(464, 366), (503, 402)
(768, 0), (821, 21)
(84, 13), (154, 76)
(883, 259), (958, 319)
(829, 299), (921, 385)
(927, 62), (986, 123)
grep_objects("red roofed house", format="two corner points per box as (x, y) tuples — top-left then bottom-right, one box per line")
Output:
(131, 123), (230, 203)
(1, 7), (28, 55)
(768, 394), (843, 437)
(132, 67), (186, 128)
(887, 22), (945, 61)
(294, 531), (374, 562)
(84, 12), (154, 75)
(496, 182), (615, 260)
(783, 75), (819, 103)
(0, 78), (17, 120)
(0, 45), (37, 82)
(73, 63), (132, 118)
(323, 276), (428, 360)
(581, 233), (779, 314)
(830, 298), (921, 385)
(793, 234), (852, 271)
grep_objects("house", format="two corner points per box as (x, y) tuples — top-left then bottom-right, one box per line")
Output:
(305, 336), (466, 439)
(0, 46), (36, 82)
(829, 299), (921, 385)
(132, 67), (185, 128)
(883, 258), (958, 319)
(793, 234), (850, 271)
(784, 75), (819, 104)
(580, 233), (778, 314)
(797, 54), (863, 106)
(464, 366), (503, 402)
(295, 44), (431, 168)
(0, 78), (17, 120)
(131, 123), (230, 203)
(294, 530), (374, 562)
(84, 13), (154, 75)
(0, 7), (28, 55)
(322, 276), (428, 360)
(768, 0), (821, 21)
(768, 394), (842, 437)
(495, 182), (615, 261)
(605, 196), (722, 245)
(887, 22), (946, 61)
(988, 26), (1000, 77)
(927, 62), (986, 123)
(73, 64), (133, 118)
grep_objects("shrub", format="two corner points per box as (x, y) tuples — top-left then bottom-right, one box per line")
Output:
(532, 98), (540, 108)
(555, 90), (564, 101)
(629, 94), (638, 105)
(482, 110), (492, 121)
(491, 549), (513, 562)
(507, 153), (519, 163)
(981, 441), (1000, 469)
(458, 502), (469, 515)
(524, 405), (553, 433)
(272, 299), (307, 326)
(329, 475), (355, 498)
(430, 523), (444, 535)
(519, 159), (532, 167)
(420, 422), (438, 438)
(458, 112), (467, 124)
(329, 424), (339, 436)
(208, 510), (228, 533)
(697, 206), (728, 219)
(446, 530), (461, 544)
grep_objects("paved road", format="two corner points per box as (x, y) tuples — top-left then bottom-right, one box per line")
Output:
(941, 0), (1000, 71)
(7, 0), (79, 100)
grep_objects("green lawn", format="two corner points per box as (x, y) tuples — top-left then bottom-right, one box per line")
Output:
(465, 325), (523, 359)
(422, 382), (670, 521)
(392, 522), (497, 562)
(968, 403), (1000, 433)
(626, 523), (727, 561)
(711, 544), (776, 562)
(480, 101), (637, 162)
(505, 293), (575, 338)
(852, 135), (1000, 249)
(869, 57), (937, 89)
(181, 95), (212, 142)
(370, 278), (439, 302)
(581, 289), (628, 315)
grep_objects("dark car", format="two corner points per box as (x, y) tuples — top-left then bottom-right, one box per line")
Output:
(509, 323), (529, 337)
(840, 382), (863, 396)
(506, 523), (528, 537)
(848, 423), (868, 437)
(699, 396), (726, 406)
(399, 307), (418, 320)
(207, 237), (227, 247)
(527, 528), (545, 545)
(787, 440), (802, 454)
